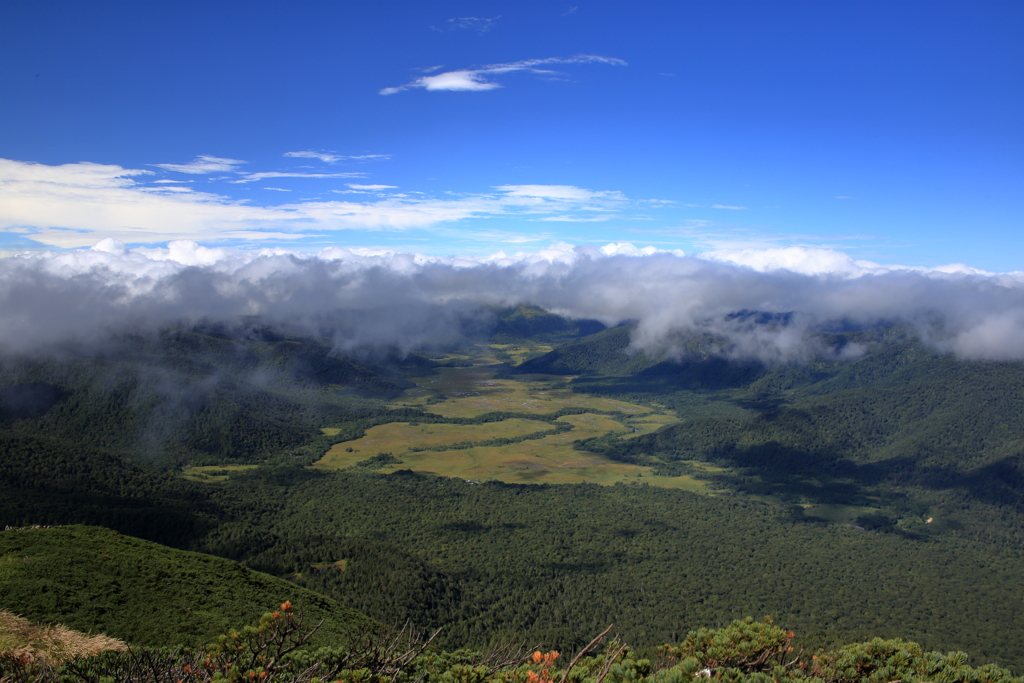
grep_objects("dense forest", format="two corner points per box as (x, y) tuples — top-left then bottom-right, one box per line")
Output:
(3, 308), (1024, 676)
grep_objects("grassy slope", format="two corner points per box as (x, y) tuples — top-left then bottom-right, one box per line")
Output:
(0, 525), (370, 648)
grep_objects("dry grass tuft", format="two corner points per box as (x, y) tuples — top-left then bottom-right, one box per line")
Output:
(0, 610), (127, 666)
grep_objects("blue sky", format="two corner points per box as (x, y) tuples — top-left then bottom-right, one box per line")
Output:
(1, 0), (1021, 270)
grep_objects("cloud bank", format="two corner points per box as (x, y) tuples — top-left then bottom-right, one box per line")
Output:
(2, 240), (1024, 363)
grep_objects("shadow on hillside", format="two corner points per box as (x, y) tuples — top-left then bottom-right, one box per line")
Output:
(688, 440), (1024, 516)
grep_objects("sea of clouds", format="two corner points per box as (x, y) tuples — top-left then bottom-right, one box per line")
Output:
(3, 239), (1024, 363)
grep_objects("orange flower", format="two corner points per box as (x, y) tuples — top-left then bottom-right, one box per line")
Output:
(532, 651), (544, 664)
(281, 601), (293, 612)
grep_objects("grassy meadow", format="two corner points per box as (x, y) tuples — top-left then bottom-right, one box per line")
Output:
(310, 345), (708, 489)
(391, 363), (652, 418)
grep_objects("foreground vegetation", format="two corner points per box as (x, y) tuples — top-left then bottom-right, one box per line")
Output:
(0, 526), (368, 648)
(3, 607), (1021, 683)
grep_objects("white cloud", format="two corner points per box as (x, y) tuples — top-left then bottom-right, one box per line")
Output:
(232, 171), (366, 184)
(0, 159), (641, 248)
(153, 155), (245, 174)
(600, 243), (668, 257)
(380, 55), (626, 95)
(264, 187), (291, 192)
(283, 151), (391, 164)
(495, 184), (624, 201)
(537, 214), (615, 222)
(347, 184), (398, 190)
(284, 151), (344, 163)
(439, 16), (499, 32)
(142, 185), (194, 193)
(711, 204), (748, 210)
(3, 240), (1024, 363)
(704, 247), (878, 277)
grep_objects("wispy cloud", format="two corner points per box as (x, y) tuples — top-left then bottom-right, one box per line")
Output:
(0, 159), (645, 248)
(283, 151), (391, 164)
(711, 204), (748, 210)
(153, 155), (245, 174)
(232, 171), (366, 184)
(494, 184), (625, 202)
(537, 215), (616, 222)
(380, 55), (626, 95)
(432, 16), (500, 32)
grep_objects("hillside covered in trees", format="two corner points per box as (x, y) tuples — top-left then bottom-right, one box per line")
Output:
(2, 309), (1024, 674)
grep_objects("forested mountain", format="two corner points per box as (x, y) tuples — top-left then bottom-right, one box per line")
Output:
(565, 330), (1024, 547)
(3, 316), (1024, 673)
(0, 327), (421, 469)
(490, 306), (606, 345)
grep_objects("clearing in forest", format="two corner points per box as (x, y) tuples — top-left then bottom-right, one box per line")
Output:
(313, 345), (706, 490)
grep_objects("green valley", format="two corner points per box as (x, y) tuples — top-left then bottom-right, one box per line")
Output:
(3, 310), (1024, 674)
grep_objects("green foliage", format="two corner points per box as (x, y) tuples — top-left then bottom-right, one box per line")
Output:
(0, 434), (220, 547)
(516, 327), (658, 376)
(0, 329), (411, 470)
(571, 332), (1024, 547)
(3, 613), (1021, 683)
(5, 321), (1024, 673)
(191, 471), (1024, 669)
(355, 453), (404, 468)
(670, 617), (797, 675)
(491, 306), (606, 346)
(802, 637), (1022, 683)
(0, 526), (368, 648)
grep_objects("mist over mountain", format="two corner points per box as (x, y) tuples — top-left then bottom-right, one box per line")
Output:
(3, 239), (1024, 362)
